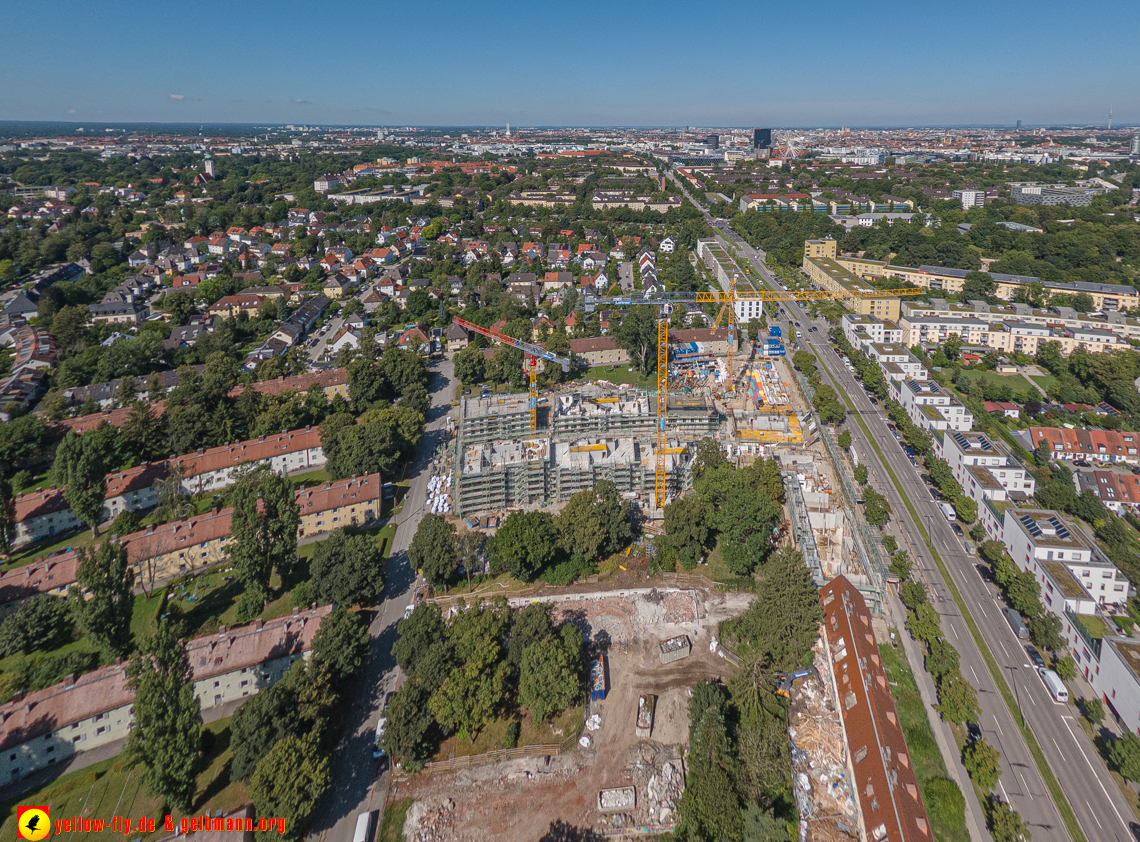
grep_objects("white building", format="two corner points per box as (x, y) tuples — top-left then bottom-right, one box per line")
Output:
(952, 189), (986, 210)
(895, 379), (973, 433)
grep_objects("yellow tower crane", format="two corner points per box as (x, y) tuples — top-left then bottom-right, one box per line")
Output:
(585, 285), (921, 506)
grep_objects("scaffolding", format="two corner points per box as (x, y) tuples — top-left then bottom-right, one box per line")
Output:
(456, 438), (549, 515)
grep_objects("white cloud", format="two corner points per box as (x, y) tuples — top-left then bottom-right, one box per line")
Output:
(291, 99), (312, 104)
(67, 109), (76, 114)
(169, 94), (185, 101)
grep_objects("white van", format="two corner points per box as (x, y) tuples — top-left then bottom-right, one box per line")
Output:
(1040, 668), (1069, 703)
(353, 811), (375, 842)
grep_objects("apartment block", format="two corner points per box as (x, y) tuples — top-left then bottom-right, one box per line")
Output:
(457, 438), (550, 514)
(1075, 469), (1140, 513)
(0, 606), (330, 783)
(902, 299), (1140, 346)
(840, 313), (903, 348)
(458, 395), (537, 444)
(940, 431), (1035, 504)
(801, 247), (900, 321)
(895, 380), (973, 433)
(550, 438), (652, 500)
(172, 427), (325, 494)
(695, 239), (765, 323)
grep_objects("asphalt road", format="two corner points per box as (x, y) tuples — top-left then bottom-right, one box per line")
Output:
(307, 316), (345, 362)
(309, 357), (458, 842)
(719, 231), (1135, 842)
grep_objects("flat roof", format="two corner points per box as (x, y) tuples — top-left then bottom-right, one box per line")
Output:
(1042, 560), (1090, 599)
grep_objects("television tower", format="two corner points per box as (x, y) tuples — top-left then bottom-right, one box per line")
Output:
(506, 122), (511, 138)
(1108, 109), (1113, 130)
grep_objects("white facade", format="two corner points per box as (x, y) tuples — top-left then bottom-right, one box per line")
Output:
(896, 379), (974, 432)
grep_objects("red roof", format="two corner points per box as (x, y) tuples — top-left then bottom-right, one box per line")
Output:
(821, 577), (931, 842)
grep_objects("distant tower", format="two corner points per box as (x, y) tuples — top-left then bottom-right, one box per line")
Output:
(203, 155), (215, 177)
(1016, 120), (1021, 131)
(1130, 134), (1140, 156)
(506, 122), (511, 138)
(1108, 109), (1113, 130)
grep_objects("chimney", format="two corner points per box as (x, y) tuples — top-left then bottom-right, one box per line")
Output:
(253, 620), (264, 631)
(218, 625), (227, 637)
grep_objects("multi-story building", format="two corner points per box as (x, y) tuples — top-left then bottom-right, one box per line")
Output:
(1009, 182), (1108, 206)
(1023, 427), (1140, 464)
(840, 314), (903, 348)
(895, 379), (973, 432)
(1075, 469), (1140, 513)
(902, 299), (1140, 347)
(568, 337), (631, 368)
(802, 241), (900, 320)
(951, 189), (986, 210)
(0, 606), (330, 782)
(172, 427), (326, 494)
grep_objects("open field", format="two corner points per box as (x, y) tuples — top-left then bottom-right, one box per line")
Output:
(954, 369), (1037, 397)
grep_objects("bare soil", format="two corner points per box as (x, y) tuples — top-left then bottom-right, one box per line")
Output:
(394, 589), (752, 841)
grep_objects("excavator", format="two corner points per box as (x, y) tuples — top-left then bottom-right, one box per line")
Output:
(775, 666), (821, 698)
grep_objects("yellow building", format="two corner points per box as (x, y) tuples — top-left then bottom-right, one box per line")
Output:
(804, 238), (838, 260)
(802, 249), (900, 321)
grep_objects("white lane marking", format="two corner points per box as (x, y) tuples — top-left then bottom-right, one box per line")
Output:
(1086, 801), (1104, 829)
(1052, 737), (1066, 761)
(1061, 716), (1130, 831)
(970, 665), (980, 684)
(1019, 772), (1032, 798)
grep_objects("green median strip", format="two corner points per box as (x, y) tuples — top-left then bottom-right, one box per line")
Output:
(815, 353), (1088, 842)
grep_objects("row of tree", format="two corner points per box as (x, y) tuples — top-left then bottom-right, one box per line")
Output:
(409, 480), (632, 589)
(789, 349), (846, 425)
(678, 547), (820, 841)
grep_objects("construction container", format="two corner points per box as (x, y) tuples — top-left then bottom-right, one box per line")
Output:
(659, 635), (692, 664)
(590, 655), (608, 702)
(635, 694), (656, 738)
(769, 325), (782, 338)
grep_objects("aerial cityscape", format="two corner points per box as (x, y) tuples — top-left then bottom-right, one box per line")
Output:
(1, 3), (1140, 842)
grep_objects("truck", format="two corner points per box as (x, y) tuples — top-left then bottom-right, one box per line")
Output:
(1039, 668), (1069, 702)
(938, 502), (955, 522)
(1005, 607), (1029, 640)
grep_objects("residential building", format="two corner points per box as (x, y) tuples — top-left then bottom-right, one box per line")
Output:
(1074, 469), (1140, 513)
(1024, 427), (1140, 464)
(819, 577), (932, 842)
(895, 379), (973, 432)
(802, 246), (900, 321)
(569, 336), (631, 368)
(0, 606), (330, 782)
(951, 189), (986, 210)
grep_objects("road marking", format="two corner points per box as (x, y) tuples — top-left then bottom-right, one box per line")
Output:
(999, 780), (1011, 801)
(994, 718), (1004, 736)
(1085, 801), (1103, 829)
(1052, 737), (1066, 761)
(1019, 772), (1031, 798)
(969, 664), (980, 684)
(1061, 716), (1130, 831)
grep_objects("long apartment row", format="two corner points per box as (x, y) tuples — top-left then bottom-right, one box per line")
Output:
(838, 306), (1140, 737)
(15, 425), (328, 548)
(2, 473), (382, 612)
(0, 605), (331, 783)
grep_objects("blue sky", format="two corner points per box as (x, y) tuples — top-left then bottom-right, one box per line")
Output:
(2, 0), (1138, 127)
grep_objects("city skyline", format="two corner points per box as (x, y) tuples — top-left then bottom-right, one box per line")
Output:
(2, 0), (1138, 126)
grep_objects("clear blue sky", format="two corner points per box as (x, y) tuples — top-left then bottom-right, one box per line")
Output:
(2, 0), (1137, 127)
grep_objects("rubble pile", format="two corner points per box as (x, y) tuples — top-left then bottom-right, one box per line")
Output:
(405, 798), (459, 842)
(619, 741), (685, 832)
(551, 590), (700, 645)
(788, 644), (858, 842)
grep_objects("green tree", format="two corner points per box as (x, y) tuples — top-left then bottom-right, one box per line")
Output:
(722, 547), (822, 670)
(71, 539), (134, 657)
(1028, 614), (1064, 652)
(126, 621), (202, 812)
(488, 511), (559, 581)
(1034, 442), (1052, 468)
(854, 464), (868, 485)
(429, 661), (509, 742)
(453, 344), (486, 385)
(792, 350), (816, 372)
(51, 432), (109, 535)
(250, 734), (329, 842)
(664, 496), (709, 568)
(381, 678), (435, 772)
(984, 795), (1030, 842)
(614, 304), (659, 375)
(393, 604), (453, 684)
(309, 529), (385, 606)
(837, 430), (851, 450)
(813, 383), (845, 424)
(309, 608), (370, 683)
(963, 738), (1003, 790)
(555, 489), (605, 562)
(925, 639), (960, 680)
(962, 271), (997, 301)
(0, 476), (15, 557)
(408, 513), (457, 587)
(1054, 654), (1077, 681)
(1080, 696), (1104, 725)
(0, 595), (72, 656)
(120, 401), (166, 462)
(863, 487), (892, 528)
(1007, 572), (1042, 618)
(231, 677), (299, 782)
(518, 625), (581, 723)
(1108, 733), (1140, 783)
(936, 669), (979, 725)
(889, 550), (912, 582)
(229, 468), (299, 617)
(594, 479), (632, 556)
(678, 703), (744, 842)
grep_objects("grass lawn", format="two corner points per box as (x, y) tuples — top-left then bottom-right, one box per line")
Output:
(6, 528), (95, 568)
(955, 369), (1038, 397)
(576, 365), (655, 390)
(291, 467), (332, 487)
(378, 799), (412, 842)
(879, 635), (970, 842)
(1078, 614), (1114, 641)
(0, 719), (247, 842)
(433, 705), (583, 761)
(1029, 373), (1057, 391)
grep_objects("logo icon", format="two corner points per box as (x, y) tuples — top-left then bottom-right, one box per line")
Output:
(17, 807), (49, 841)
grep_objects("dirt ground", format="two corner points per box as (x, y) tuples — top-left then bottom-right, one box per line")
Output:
(394, 588), (753, 842)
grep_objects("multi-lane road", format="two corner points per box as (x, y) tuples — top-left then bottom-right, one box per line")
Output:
(714, 227), (1135, 842)
(310, 357), (458, 842)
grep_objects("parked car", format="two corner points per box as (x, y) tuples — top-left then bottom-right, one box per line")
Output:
(373, 717), (388, 760)
(1025, 645), (1045, 669)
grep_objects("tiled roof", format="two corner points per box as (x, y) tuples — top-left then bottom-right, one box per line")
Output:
(228, 368), (348, 399)
(172, 427), (321, 479)
(820, 576), (931, 842)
